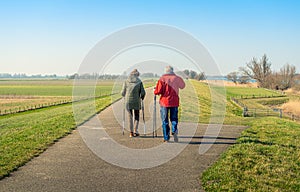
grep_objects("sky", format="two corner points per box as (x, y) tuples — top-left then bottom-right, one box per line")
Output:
(0, 0), (299, 76)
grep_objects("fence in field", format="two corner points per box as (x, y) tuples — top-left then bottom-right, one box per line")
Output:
(231, 97), (247, 108)
(285, 112), (300, 121)
(242, 107), (283, 118)
(231, 94), (285, 100)
(0, 95), (37, 99)
(0, 100), (70, 115)
(0, 92), (119, 116)
(231, 97), (300, 121)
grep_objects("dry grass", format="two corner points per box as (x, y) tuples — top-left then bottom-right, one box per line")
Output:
(203, 80), (258, 87)
(285, 88), (300, 95)
(281, 101), (300, 117)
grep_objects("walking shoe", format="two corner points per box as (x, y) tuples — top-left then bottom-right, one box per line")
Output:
(173, 132), (178, 142)
(163, 139), (169, 143)
(129, 132), (134, 138)
(133, 133), (140, 137)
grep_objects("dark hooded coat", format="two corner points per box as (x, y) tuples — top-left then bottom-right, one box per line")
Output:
(121, 75), (146, 110)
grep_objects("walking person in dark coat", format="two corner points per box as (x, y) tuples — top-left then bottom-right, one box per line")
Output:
(121, 69), (146, 137)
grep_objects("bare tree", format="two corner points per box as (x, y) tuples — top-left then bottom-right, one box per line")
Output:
(240, 54), (272, 87)
(180, 70), (206, 80)
(239, 75), (251, 84)
(279, 63), (296, 89)
(227, 72), (238, 84)
(189, 70), (197, 79)
(183, 69), (190, 78)
(227, 71), (251, 84)
(265, 72), (281, 90)
(293, 74), (300, 91)
(195, 72), (206, 80)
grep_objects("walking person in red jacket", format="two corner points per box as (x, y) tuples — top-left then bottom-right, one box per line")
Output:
(154, 66), (185, 142)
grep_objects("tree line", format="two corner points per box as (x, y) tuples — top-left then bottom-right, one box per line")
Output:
(1, 69), (206, 81)
(68, 70), (206, 80)
(181, 69), (206, 80)
(227, 54), (299, 90)
(0, 73), (59, 79)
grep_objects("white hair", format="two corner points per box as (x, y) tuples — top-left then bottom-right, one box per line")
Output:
(165, 65), (174, 74)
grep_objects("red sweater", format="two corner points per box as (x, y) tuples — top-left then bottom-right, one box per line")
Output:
(154, 73), (185, 107)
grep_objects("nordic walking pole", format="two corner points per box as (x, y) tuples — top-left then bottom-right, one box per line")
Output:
(153, 93), (156, 138)
(154, 95), (157, 137)
(142, 99), (146, 136)
(122, 97), (125, 135)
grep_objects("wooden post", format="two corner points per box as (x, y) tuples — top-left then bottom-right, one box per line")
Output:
(243, 107), (248, 117)
(279, 109), (282, 118)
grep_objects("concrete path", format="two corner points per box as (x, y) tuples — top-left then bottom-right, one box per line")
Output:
(0, 90), (247, 192)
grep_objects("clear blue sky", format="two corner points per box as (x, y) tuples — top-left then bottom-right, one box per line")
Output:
(0, 0), (299, 75)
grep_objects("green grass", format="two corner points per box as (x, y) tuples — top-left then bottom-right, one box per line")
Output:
(0, 85), (73, 96)
(0, 92), (121, 179)
(0, 79), (153, 99)
(238, 97), (289, 109)
(0, 85), (114, 96)
(0, 79), (154, 178)
(202, 117), (300, 191)
(226, 87), (283, 98)
(256, 97), (289, 106)
(1, 79), (299, 191)
(185, 80), (244, 125)
(184, 81), (300, 191)
(180, 80), (220, 124)
(0, 78), (120, 178)
(0, 80), (118, 113)
(0, 80), (116, 96)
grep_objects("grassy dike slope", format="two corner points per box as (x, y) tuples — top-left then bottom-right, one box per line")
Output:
(0, 79), (154, 179)
(202, 117), (300, 191)
(193, 80), (300, 191)
(0, 96), (118, 179)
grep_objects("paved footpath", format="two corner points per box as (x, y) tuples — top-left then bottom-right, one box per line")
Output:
(0, 91), (247, 192)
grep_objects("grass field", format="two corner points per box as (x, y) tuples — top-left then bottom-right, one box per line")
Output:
(0, 79), (123, 178)
(202, 117), (300, 191)
(225, 86), (283, 98)
(0, 80), (120, 114)
(0, 79), (156, 96)
(0, 94), (120, 178)
(180, 81), (300, 191)
(0, 79), (299, 191)
(236, 97), (289, 109)
(0, 81), (114, 96)
(0, 96), (70, 113)
(198, 83), (300, 191)
(0, 78), (157, 178)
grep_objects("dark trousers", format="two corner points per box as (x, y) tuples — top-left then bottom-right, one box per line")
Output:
(127, 109), (140, 133)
